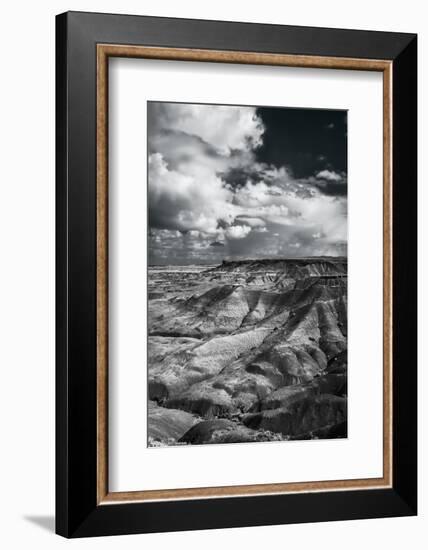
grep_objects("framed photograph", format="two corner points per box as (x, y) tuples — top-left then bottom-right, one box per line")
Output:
(56, 11), (417, 537)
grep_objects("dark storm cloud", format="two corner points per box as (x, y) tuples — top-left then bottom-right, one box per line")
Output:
(148, 102), (347, 265)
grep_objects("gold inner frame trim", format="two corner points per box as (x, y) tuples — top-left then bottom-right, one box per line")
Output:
(96, 44), (393, 504)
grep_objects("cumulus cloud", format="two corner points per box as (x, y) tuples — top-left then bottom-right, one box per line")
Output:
(225, 225), (252, 240)
(311, 170), (347, 197)
(148, 152), (235, 234)
(148, 102), (264, 155)
(148, 102), (347, 264)
(235, 216), (266, 228)
(316, 169), (342, 181)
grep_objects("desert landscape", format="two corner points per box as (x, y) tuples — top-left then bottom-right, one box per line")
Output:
(147, 101), (348, 446)
(148, 257), (347, 446)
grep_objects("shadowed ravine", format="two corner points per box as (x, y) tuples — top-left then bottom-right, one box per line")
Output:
(147, 257), (347, 446)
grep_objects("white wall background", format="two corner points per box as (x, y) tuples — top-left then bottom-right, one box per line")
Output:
(0, 1), (424, 547)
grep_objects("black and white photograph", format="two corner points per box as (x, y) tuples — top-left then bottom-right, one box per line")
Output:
(147, 101), (348, 447)
(0, 0), (420, 544)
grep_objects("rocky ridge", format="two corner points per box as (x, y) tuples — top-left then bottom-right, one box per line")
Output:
(147, 258), (347, 446)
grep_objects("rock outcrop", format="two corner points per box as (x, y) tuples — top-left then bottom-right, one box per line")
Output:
(147, 400), (198, 445)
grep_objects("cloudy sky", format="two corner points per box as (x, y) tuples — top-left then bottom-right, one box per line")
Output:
(148, 101), (347, 265)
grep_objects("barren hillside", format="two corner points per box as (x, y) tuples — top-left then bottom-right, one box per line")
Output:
(148, 258), (347, 446)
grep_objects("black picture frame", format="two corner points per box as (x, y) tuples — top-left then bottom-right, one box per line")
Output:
(56, 11), (417, 538)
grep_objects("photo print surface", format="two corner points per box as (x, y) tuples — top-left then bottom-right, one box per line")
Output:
(147, 101), (347, 447)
